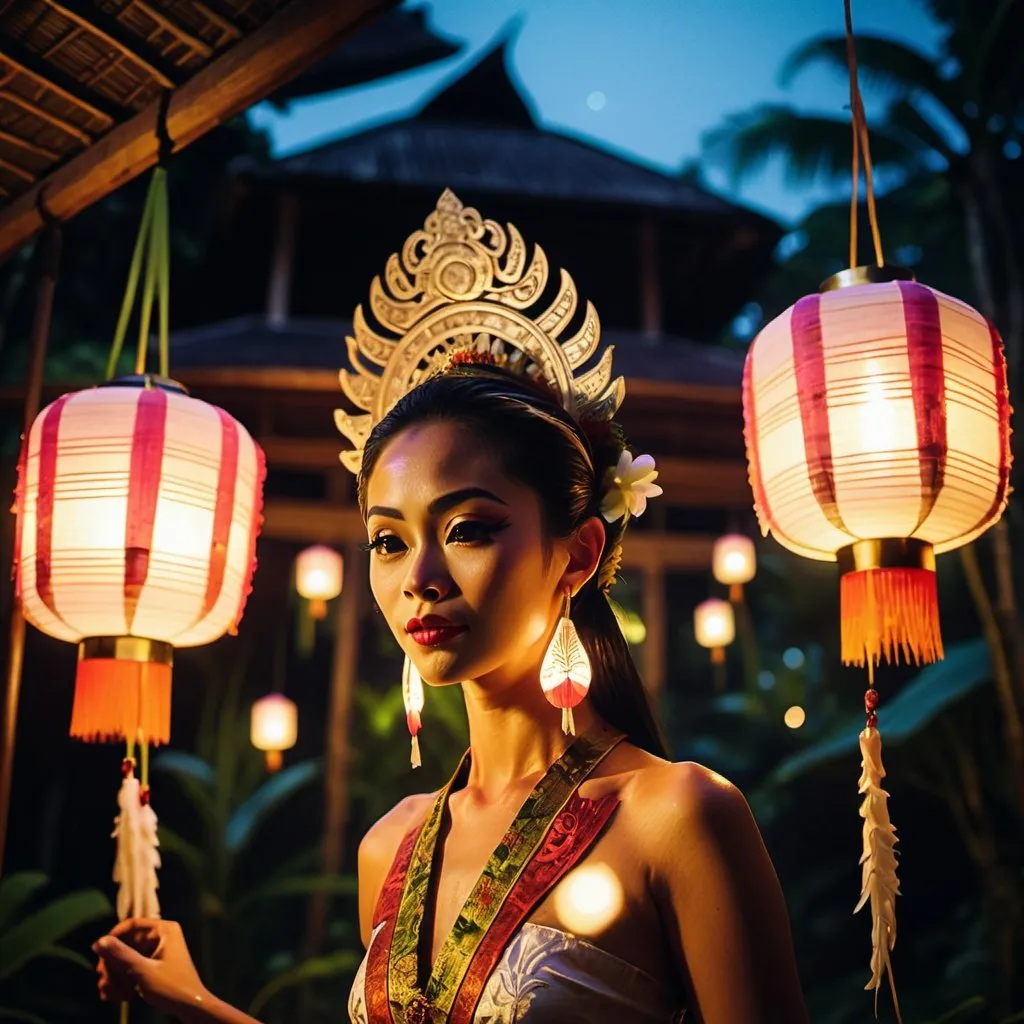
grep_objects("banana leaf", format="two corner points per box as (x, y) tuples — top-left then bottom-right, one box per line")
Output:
(247, 951), (362, 1016)
(0, 890), (112, 980)
(226, 759), (322, 857)
(773, 639), (991, 783)
(0, 874), (48, 932)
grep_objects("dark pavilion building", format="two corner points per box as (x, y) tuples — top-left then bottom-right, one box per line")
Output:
(166, 34), (782, 694)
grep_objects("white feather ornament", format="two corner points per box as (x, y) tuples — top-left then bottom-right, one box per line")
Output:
(137, 795), (162, 919)
(853, 726), (902, 1023)
(112, 774), (141, 922)
(111, 773), (161, 921)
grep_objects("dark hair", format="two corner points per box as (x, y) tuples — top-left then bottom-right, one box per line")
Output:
(357, 368), (669, 759)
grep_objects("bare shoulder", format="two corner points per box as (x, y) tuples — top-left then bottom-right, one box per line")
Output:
(356, 792), (434, 946)
(628, 759), (758, 871)
(359, 791), (435, 868)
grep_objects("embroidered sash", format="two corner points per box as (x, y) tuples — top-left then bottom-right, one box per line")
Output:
(365, 727), (624, 1024)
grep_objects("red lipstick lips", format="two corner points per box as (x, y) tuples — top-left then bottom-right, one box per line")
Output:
(406, 615), (467, 647)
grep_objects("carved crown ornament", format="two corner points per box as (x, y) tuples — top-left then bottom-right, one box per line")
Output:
(335, 189), (625, 474)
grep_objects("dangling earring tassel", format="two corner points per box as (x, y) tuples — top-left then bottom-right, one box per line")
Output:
(541, 589), (592, 736)
(402, 657), (425, 769)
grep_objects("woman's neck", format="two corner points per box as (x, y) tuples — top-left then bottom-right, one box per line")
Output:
(459, 672), (601, 797)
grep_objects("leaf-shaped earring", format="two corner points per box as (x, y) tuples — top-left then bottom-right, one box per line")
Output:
(402, 656), (425, 769)
(540, 588), (592, 735)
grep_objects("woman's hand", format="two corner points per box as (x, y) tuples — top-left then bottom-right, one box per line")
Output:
(93, 918), (211, 1021)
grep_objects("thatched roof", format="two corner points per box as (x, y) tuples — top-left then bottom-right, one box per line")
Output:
(0, 0), (396, 261)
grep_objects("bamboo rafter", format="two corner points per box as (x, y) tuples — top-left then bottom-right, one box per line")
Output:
(124, 0), (216, 61)
(0, 40), (119, 124)
(37, 0), (179, 88)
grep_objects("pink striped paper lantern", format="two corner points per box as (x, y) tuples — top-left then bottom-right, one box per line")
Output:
(743, 269), (1012, 670)
(12, 376), (265, 745)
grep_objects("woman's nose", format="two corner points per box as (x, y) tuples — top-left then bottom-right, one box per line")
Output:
(403, 549), (451, 604)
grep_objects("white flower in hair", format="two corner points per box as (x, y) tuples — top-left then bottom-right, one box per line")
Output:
(600, 451), (663, 522)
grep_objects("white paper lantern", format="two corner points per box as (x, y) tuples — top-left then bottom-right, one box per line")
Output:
(251, 693), (298, 772)
(13, 378), (265, 745)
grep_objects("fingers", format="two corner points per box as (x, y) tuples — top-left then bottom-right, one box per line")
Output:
(95, 951), (134, 1004)
(93, 935), (148, 972)
(108, 917), (164, 955)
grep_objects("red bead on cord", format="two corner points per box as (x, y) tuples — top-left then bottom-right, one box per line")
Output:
(864, 688), (880, 711)
(121, 758), (136, 778)
(866, 711), (878, 729)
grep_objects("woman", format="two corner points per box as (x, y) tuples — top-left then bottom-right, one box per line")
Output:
(95, 192), (808, 1023)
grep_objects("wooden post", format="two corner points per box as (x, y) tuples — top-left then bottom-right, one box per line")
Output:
(302, 543), (365, 961)
(266, 190), (298, 326)
(641, 564), (666, 698)
(638, 216), (662, 338)
(0, 220), (60, 875)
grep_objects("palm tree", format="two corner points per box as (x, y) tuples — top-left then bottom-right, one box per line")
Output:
(704, 0), (1024, 385)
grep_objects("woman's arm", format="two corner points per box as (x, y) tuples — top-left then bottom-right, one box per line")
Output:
(647, 762), (809, 1024)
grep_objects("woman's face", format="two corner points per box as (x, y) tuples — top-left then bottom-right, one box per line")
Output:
(363, 420), (569, 689)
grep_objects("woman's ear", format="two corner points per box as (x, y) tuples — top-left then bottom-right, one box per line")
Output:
(560, 516), (606, 596)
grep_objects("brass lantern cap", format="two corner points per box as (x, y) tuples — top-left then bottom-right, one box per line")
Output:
(79, 636), (174, 666)
(836, 538), (936, 575)
(819, 264), (916, 292)
(100, 374), (189, 396)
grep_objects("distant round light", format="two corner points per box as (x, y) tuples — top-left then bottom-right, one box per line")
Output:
(586, 90), (606, 111)
(757, 670), (776, 691)
(784, 705), (806, 729)
(553, 862), (623, 936)
(783, 647), (805, 670)
(251, 694), (298, 752)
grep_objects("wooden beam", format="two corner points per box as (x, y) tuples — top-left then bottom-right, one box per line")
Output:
(0, 0), (394, 262)
(262, 498), (716, 571)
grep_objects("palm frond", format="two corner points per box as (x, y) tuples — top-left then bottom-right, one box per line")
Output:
(780, 33), (962, 121)
(703, 104), (919, 187)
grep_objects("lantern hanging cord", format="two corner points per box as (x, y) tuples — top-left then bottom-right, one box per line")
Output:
(105, 148), (172, 380)
(844, 0), (885, 269)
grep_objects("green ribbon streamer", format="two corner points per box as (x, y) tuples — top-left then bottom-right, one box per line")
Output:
(106, 168), (171, 380)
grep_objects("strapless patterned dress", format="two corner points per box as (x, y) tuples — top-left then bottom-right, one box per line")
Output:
(348, 920), (685, 1023)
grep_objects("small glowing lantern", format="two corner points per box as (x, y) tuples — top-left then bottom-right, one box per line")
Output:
(694, 598), (735, 664)
(295, 545), (343, 620)
(251, 693), (297, 772)
(743, 269), (1011, 672)
(712, 533), (757, 600)
(13, 377), (265, 746)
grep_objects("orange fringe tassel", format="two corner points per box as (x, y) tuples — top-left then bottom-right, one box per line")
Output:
(841, 567), (944, 671)
(70, 659), (171, 745)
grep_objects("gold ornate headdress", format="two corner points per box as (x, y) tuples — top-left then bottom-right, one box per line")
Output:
(335, 189), (625, 473)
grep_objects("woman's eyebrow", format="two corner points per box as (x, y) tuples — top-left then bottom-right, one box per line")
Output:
(366, 488), (508, 523)
(366, 504), (403, 520)
(428, 487), (508, 516)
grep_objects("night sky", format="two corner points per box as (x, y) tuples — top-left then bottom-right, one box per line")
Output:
(249, 0), (944, 223)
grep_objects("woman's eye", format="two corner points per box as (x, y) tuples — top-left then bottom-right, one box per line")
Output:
(365, 534), (406, 556)
(446, 520), (506, 545)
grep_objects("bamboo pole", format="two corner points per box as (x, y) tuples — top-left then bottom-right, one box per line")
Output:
(0, 217), (61, 876)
